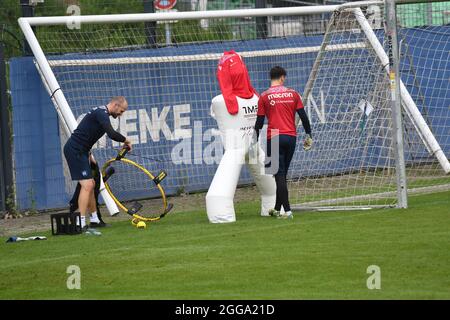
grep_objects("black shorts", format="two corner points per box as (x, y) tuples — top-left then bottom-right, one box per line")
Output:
(265, 134), (296, 176)
(63, 141), (93, 181)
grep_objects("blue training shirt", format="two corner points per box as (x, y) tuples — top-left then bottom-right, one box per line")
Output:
(68, 105), (126, 152)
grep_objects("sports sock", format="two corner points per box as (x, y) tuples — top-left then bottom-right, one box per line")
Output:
(275, 188), (282, 211)
(275, 174), (291, 212)
(80, 215), (86, 228)
(90, 211), (100, 223)
(274, 174), (282, 211)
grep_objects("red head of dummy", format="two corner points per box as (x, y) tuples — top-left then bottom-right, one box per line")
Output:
(217, 50), (259, 115)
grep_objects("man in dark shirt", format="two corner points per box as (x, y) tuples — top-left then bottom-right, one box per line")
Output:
(64, 96), (132, 230)
(255, 66), (313, 219)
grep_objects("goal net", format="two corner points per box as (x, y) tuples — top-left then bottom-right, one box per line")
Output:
(291, 3), (450, 210)
(19, 1), (450, 212)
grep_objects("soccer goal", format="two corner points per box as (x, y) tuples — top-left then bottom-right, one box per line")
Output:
(18, 0), (450, 214)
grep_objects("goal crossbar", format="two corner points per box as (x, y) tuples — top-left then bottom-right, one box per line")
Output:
(20, 1), (383, 26)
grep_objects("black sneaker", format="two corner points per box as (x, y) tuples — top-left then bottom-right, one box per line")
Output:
(89, 221), (108, 228)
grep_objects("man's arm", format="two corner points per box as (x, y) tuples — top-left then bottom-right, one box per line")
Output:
(102, 122), (126, 142)
(296, 108), (311, 136)
(296, 108), (313, 151)
(101, 122), (132, 151)
(254, 97), (266, 141)
(254, 115), (265, 141)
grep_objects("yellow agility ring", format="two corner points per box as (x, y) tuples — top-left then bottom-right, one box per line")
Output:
(101, 153), (172, 222)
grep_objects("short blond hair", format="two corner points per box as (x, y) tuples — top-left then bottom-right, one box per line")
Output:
(110, 96), (127, 106)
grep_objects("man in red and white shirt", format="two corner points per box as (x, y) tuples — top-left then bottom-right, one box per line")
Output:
(255, 66), (312, 219)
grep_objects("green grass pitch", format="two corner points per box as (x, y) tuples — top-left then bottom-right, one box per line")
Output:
(0, 191), (449, 299)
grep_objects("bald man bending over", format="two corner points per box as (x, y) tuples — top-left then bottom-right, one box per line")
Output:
(63, 96), (132, 232)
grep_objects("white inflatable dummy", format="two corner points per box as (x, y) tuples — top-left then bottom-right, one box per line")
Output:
(206, 94), (276, 223)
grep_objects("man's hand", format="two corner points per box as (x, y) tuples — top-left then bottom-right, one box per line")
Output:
(89, 153), (97, 165)
(303, 134), (313, 151)
(123, 139), (132, 152)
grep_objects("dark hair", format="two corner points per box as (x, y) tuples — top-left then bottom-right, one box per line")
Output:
(270, 66), (287, 80)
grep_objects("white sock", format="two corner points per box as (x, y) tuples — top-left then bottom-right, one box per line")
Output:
(80, 216), (86, 228)
(90, 211), (100, 223)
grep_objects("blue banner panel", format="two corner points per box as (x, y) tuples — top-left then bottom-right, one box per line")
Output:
(9, 57), (66, 210)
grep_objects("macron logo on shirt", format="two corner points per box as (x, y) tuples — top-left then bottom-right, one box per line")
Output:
(267, 92), (294, 100)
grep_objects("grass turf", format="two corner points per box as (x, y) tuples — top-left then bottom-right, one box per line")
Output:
(0, 191), (449, 299)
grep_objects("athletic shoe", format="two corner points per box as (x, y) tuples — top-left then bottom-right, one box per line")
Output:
(89, 221), (108, 228)
(277, 212), (294, 220)
(268, 209), (280, 217)
(82, 226), (102, 236)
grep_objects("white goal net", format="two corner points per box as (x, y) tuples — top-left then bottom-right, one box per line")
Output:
(291, 3), (450, 210)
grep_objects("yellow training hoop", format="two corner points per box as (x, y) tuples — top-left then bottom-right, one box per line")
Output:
(101, 157), (168, 222)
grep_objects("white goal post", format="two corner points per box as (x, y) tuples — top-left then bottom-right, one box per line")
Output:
(18, 0), (450, 213)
